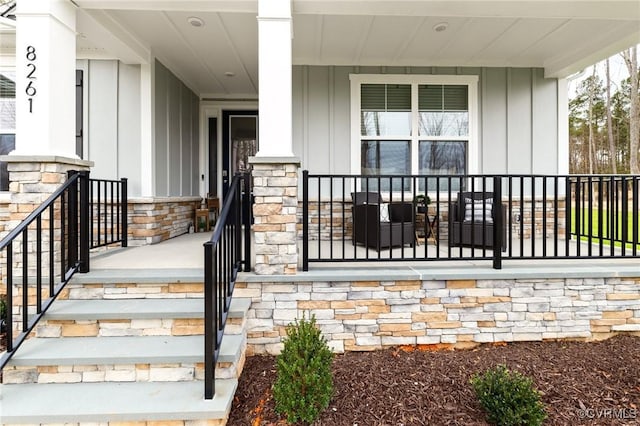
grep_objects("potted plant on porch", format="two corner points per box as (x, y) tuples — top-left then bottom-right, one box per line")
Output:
(413, 194), (431, 213)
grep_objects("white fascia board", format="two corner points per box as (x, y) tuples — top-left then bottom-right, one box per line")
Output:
(544, 30), (640, 78)
(77, 9), (150, 64)
(75, 0), (258, 13)
(293, 0), (640, 21)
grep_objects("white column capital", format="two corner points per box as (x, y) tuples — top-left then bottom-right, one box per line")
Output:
(16, 0), (76, 31)
(14, 0), (78, 158)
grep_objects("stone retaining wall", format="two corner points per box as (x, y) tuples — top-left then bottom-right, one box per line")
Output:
(237, 275), (640, 355)
(127, 197), (202, 246)
(299, 197), (566, 243)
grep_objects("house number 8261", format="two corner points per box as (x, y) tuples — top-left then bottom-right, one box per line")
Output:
(25, 46), (37, 113)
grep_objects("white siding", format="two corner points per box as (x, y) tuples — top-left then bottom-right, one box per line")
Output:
(292, 65), (559, 175)
(84, 60), (143, 196)
(154, 60), (200, 197)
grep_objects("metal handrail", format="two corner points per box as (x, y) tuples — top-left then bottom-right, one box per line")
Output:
(0, 170), (128, 370)
(203, 172), (251, 399)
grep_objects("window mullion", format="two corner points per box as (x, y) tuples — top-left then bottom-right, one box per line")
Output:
(411, 83), (419, 181)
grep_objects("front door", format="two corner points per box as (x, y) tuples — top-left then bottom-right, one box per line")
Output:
(222, 110), (258, 196)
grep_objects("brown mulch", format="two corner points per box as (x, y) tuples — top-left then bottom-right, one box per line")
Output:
(228, 335), (640, 425)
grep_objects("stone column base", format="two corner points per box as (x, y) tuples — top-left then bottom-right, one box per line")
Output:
(249, 156), (300, 275)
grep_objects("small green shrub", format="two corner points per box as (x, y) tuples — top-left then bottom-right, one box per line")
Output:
(471, 364), (546, 426)
(273, 315), (334, 424)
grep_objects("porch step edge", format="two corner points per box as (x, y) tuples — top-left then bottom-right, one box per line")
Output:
(44, 297), (251, 320)
(70, 268), (203, 284)
(7, 334), (245, 367)
(0, 379), (237, 423)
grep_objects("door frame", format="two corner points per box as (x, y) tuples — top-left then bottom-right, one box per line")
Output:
(222, 110), (258, 196)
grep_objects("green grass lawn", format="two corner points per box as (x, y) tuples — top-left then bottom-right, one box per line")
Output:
(571, 208), (640, 249)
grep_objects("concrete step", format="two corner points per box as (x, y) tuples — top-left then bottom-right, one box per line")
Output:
(45, 297), (251, 320)
(63, 268), (206, 299)
(0, 379), (237, 424)
(37, 297), (251, 338)
(3, 334), (246, 384)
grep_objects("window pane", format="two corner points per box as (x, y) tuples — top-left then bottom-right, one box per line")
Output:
(361, 111), (411, 136)
(386, 85), (411, 110)
(0, 134), (15, 191)
(443, 85), (468, 110)
(418, 84), (469, 137)
(419, 111), (468, 136)
(0, 72), (15, 132)
(361, 84), (386, 110)
(361, 140), (410, 191)
(361, 84), (411, 111)
(0, 72), (15, 98)
(418, 141), (466, 191)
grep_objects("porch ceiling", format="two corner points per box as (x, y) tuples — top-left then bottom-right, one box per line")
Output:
(70, 0), (640, 97)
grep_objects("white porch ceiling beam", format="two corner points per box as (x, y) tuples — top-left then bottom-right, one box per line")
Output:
(74, 0), (258, 13)
(292, 1), (640, 21)
(77, 9), (150, 64)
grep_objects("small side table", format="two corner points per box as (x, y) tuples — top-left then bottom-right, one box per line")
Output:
(195, 208), (209, 232)
(416, 212), (438, 245)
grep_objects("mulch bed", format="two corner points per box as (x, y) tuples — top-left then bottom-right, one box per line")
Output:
(229, 335), (640, 425)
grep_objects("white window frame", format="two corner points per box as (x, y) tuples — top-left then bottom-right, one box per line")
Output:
(0, 67), (16, 194)
(349, 74), (479, 188)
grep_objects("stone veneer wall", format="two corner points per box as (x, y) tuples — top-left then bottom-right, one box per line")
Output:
(298, 197), (566, 242)
(126, 197), (202, 246)
(237, 275), (640, 355)
(252, 160), (299, 275)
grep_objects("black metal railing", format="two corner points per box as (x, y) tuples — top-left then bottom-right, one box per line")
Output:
(204, 172), (251, 399)
(90, 177), (128, 249)
(570, 175), (639, 255)
(302, 172), (640, 270)
(0, 170), (128, 370)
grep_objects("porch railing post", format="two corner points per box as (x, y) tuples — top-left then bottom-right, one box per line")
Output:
(79, 170), (90, 273)
(492, 176), (503, 270)
(121, 177), (128, 247)
(243, 172), (251, 272)
(67, 170), (78, 269)
(203, 241), (214, 399)
(302, 170), (309, 271)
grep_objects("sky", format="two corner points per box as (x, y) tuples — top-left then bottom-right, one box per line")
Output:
(568, 49), (632, 98)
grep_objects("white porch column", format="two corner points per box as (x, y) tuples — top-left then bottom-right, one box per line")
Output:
(251, 0), (299, 275)
(14, 0), (77, 157)
(256, 0), (292, 157)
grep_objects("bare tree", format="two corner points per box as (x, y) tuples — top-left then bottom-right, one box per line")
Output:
(622, 46), (639, 174)
(605, 59), (617, 173)
(587, 66), (597, 174)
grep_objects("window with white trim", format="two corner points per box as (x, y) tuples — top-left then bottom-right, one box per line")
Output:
(0, 70), (16, 192)
(351, 75), (477, 192)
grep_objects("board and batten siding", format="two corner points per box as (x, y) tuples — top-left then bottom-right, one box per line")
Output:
(81, 60), (143, 196)
(154, 59), (200, 197)
(292, 66), (560, 175)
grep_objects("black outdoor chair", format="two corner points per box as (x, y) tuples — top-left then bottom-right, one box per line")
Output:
(351, 192), (415, 251)
(448, 191), (507, 251)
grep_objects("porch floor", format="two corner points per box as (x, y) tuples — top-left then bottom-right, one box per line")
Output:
(88, 232), (640, 281)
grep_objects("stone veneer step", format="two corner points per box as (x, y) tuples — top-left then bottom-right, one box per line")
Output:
(0, 380), (237, 423)
(6, 334), (245, 368)
(44, 297), (251, 320)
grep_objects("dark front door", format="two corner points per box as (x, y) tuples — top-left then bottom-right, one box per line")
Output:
(208, 117), (218, 196)
(222, 110), (258, 197)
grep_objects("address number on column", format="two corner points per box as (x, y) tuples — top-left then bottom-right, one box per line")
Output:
(25, 46), (37, 113)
